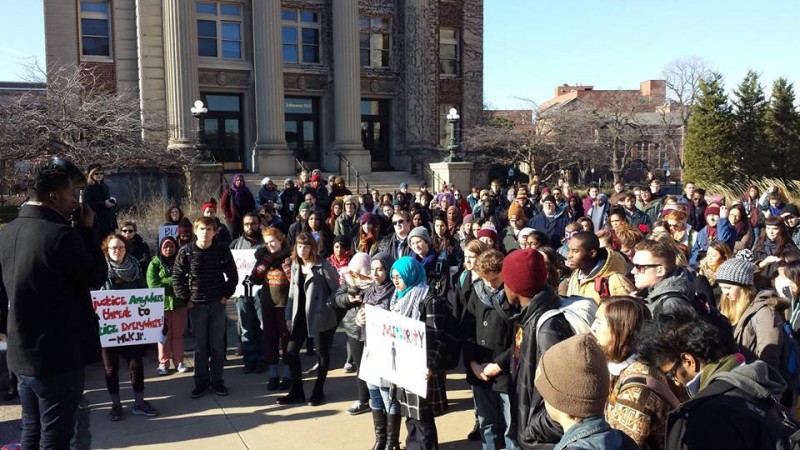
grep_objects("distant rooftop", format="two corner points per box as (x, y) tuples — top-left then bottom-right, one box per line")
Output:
(0, 81), (46, 92)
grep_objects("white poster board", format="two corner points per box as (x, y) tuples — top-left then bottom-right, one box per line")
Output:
(91, 288), (165, 348)
(359, 305), (428, 397)
(231, 249), (257, 297)
(158, 225), (179, 244)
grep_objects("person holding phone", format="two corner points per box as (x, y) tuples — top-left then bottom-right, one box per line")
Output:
(84, 163), (118, 240)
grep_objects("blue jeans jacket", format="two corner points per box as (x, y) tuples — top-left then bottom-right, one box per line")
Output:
(554, 416), (633, 450)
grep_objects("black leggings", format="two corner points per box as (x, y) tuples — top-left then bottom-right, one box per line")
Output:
(285, 321), (335, 394)
(348, 336), (369, 404)
(101, 345), (145, 394)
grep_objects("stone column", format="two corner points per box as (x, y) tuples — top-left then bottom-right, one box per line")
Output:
(163, 0), (199, 151)
(333, 0), (371, 174)
(252, 0), (294, 175)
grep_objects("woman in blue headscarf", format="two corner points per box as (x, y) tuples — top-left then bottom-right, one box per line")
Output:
(389, 256), (447, 450)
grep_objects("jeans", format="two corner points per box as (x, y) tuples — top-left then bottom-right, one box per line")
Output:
(18, 367), (84, 450)
(236, 295), (266, 367)
(473, 386), (518, 450)
(190, 301), (227, 386)
(367, 382), (399, 414)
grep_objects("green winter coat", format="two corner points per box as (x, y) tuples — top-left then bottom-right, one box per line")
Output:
(146, 256), (186, 311)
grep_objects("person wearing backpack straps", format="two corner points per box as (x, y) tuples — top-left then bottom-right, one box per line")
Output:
(592, 296), (679, 450)
(566, 232), (634, 304)
(483, 248), (574, 448)
(636, 310), (794, 450)
(716, 257), (798, 408)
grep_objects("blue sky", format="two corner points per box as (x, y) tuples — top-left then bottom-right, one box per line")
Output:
(1, 1), (799, 109)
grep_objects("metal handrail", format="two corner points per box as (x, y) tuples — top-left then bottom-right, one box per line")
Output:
(336, 153), (371, 194)
(408, 152), (446, 190)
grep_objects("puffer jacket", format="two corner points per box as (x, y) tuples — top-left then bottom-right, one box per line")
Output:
(734, 290), (784, 370)
(334, 283), (362, 340)
(566, 249), (635, 303)
(637, 267), (697, 317)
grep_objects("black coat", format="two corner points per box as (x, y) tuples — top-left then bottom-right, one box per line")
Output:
(462, 283), (514, 393)
(0, 204), (107, 376)
(128, 233), (152, 274)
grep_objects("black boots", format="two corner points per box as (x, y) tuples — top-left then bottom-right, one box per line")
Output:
(371, 409), (387, 450)
(276, 388), (305, 405)
(385, 413), (402, 450)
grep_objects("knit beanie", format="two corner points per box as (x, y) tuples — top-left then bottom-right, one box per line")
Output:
(508, 202), (526, 220)
(705, 204), (721, 218)
(298, 202), (312, 213)
(261, 177), (271, 186)
(534, 334), (609, 418)
(542, 195), (556, 205)
(408, 226), (431, 245)
(518, 227), (535, 241)
(332, 234), (351, 251)
(343, 195), (358, 206)
(715, 258), (756, 287)
(477, 228), (498, 242)
(202, 200), (217, 214)
(501, 248), (547, 298)
(360, 212), (375, 224)
(781, 204), (800, 217)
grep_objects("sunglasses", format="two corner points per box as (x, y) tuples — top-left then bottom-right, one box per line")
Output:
(392, 220), (405, 226)
(121, 229), (135, 233)
(632, 263), (661, 272)
(664, 359), (681, 383)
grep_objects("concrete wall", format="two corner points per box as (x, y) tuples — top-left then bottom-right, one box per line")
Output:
(44, 0), (79, 69)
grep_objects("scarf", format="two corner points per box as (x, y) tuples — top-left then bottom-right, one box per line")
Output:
(734, 219), (748, 239)
(764, 238), (777, 256)
(363, 252), (396, 308)
(391, 283), (429, 320)
(157, 236), (178, 276)
(329, 251), (351, 272)
(107, 254), (141, 285)
(446, 205), (461, 230)
(474, 279), (503, 308)
(391, 256), (427, 298)
(230, 174), (251, 208)
(708, 223), (718, 240)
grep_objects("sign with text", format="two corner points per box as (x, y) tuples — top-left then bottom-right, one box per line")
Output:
(91, 288), (165, 348)
(359, 305), (428, 397)
(231, 249), (257, 298)
(158, 225), (179, 244)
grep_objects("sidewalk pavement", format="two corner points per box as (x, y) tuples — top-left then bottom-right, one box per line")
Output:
(1, 309), (481, 449)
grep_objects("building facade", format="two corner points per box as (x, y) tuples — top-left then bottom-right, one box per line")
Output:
(44, 0), (484, 175)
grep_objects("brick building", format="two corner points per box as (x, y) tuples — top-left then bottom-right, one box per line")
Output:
(44, 0), (483, 175)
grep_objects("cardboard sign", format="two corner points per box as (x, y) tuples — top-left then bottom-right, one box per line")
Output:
(158, 225), (179, 244)
(91, 288), (165, 348)
(231, 249), (257, 298)
(359, 305), (428, 397)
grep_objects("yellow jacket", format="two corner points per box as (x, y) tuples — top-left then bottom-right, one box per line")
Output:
(567, 249), (635, 303)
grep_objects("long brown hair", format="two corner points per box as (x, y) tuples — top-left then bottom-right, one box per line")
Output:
(292, 232), (319, 265)
(754, 216), (795, 257)
(600, 296), (652, 363)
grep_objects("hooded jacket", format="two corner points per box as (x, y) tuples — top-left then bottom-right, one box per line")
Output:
(666, 361), (791, 450)
(636, 267), (697, 317)
(734, 290), (784, 370)
(566, 249), (635, 304)
(690, 217), (736, 266)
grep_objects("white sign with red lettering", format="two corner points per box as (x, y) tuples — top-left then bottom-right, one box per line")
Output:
(91, 288), (165, 348)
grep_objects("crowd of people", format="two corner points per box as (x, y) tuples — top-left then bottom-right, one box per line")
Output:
(4, 161), (800, 449)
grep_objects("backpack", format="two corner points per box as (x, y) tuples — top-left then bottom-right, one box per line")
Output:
(618, 372), (680, 409)
(744, 304), (800, 397)
(536, 296), (597, 337)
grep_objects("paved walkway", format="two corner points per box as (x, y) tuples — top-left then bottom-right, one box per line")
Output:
(1, 327), (481, 450)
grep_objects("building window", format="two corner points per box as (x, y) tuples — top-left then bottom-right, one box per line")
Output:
(201, 93), (245, 170)
(359, 16), (390, 68)
(196, 2), (242, 59)
(79, 1), (112, 58)
(281, 9), (321, 64)
(439, 28), (459, 76)
(439, 103), (459, 149)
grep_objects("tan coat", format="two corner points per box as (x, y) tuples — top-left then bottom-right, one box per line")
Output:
(566, 249), (635, 303)
(734, 290), (785, 370)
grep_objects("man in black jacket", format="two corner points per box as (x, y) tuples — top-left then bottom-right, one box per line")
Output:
(0, 161), (107, 448)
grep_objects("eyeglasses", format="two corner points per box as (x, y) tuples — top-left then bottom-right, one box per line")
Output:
(392, 220), (405, 226)
(93, 172), (104, 177)
(108, 246), (125, 250)
(121, 229), (135, 233)
(632, 263), (661, 272)
(664, 359), (681, 382)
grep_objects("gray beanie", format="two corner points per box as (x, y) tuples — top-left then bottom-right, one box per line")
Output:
(407, 226), (431, 245)
(715, 258), (756, 287)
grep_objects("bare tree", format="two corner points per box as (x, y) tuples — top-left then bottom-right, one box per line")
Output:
(0, 62), (183, 188)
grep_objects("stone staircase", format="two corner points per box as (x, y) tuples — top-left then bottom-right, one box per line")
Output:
(242, 171), (426, 196)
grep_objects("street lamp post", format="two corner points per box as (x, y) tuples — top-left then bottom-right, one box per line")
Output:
(444, 107), (462, 162)
(191, 100), (211, 163)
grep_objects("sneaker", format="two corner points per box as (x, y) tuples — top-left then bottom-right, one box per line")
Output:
(347, 401), (370, 415)
(177, 362), (189, 373)
(267, 377), (279, 391)
(191, 384), (209, 399)
(307, 391), (325, 407)
(109, 403), (123, 421)
(157, 365), (169, 376)
(132, 401), (160, 417)
(211, 383), (229, 396)
(343, 362), (355, 373)
(278, 378), (292, 391)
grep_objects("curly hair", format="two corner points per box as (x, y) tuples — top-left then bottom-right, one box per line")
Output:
(635, 309), (725, 368)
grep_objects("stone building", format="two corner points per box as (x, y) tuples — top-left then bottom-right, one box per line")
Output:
(44, 0), (484, 175)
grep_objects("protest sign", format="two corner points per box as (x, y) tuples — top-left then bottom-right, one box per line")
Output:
(359, 305), (428, 397)
(158, 225), (179, 244)
(231, 249), (257, 297)
(91, 288), (165, 348)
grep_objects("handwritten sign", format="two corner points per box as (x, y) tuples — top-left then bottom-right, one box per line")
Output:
(359, 305), (428, 397)
(158, 225), (179, 244)
(231, 249), (257, 297)
(91, 288), (165, 348)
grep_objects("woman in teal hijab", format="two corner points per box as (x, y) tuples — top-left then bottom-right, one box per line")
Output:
(391, 256), (427, 299)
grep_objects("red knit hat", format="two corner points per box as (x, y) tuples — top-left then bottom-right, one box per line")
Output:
(501, 248), (547, 298)
(705, 204), (721, 218)
(202, 200), (217, 214)
(477, 228), (498, 242)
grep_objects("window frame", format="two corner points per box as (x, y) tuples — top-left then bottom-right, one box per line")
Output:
(281, 8), (322, 65)
(439, 27), (460, 77)
(78, 0), (113, 61)
(359, 15), (391, 69)
(195, 1), (244, 61)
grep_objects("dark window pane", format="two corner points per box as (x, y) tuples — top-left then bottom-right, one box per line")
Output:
(281, 9), (296, 21)
(300, 11), (318, 23)
(220, 4), (240, 17)
(282, 26), (297, 44)
(221, 22), (240, 40)
(82, 36), (110, 56)
(380, 50), (390, 66)
(440, 60), (457, 75)
(301, 28), (319, 45)
(282, 45), (298, 63)
(197, 20), (217, 38)
(223, 119), (241, 162)
(302, 121), (314, 150)
(359, 16), (369, 28)
(196, 2), (216, 15)
(198, 38), (217, 57)
(206, 95), (241, 112)
(222, 41), (241, 59)
(81, 18), (109, 37)
(360, 33), (370, 48)
(302, 45), (319, 63)
(373, 17), (389, 30)
(440, 44), (456, 59)
(81, 1), (109, 14)
(360, 49), (370, 66)
(285, 121), (298, 150)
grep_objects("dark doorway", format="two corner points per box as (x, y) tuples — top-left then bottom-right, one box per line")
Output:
(361, 99), (391, 170)
(285, 97), (320, 167)
(201, 93), (244, 171)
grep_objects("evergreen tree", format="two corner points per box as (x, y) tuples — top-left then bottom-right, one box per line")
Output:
(683, 73), (737, 184)
(732, 70), (769, 178)
(766, 78), (800, 179)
